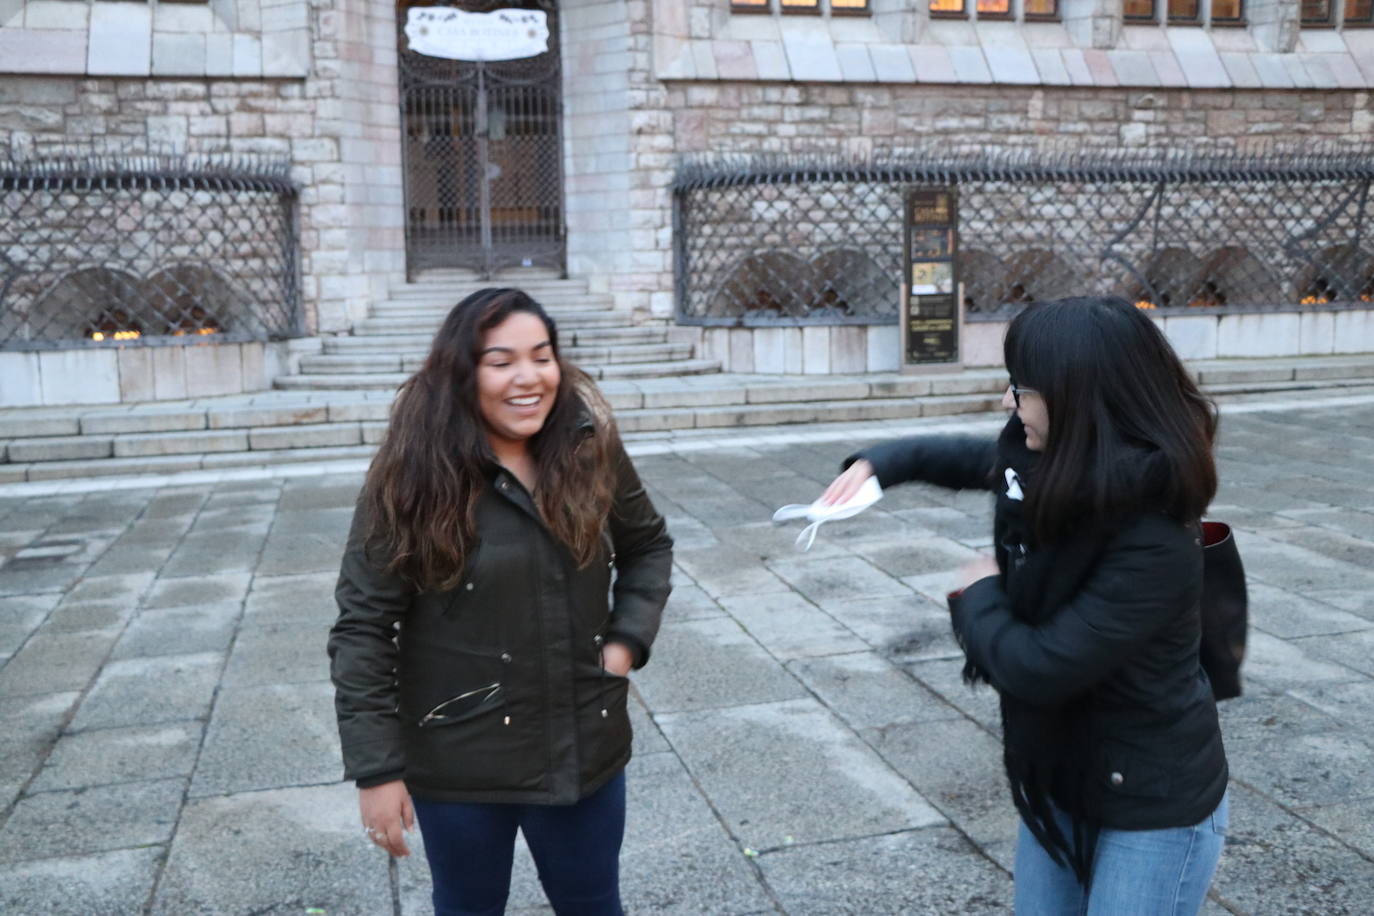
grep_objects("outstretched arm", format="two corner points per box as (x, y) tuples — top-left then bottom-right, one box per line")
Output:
(821, 435), (999, 506)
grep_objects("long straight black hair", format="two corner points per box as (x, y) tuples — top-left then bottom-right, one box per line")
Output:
(1004, 296), (1218, 545)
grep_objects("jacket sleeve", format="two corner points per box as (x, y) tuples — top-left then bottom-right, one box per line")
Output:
(846, 435), (998, 492)
(949, 516), (1201, 707)
(603, 435), (673, 669)
(327, 498), (416, 786)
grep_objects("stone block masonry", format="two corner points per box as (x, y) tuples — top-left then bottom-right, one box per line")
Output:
(0, 0), (405, 340)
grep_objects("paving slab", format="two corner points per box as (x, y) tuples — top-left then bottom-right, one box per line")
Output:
(861, 716), (1014, 850)
(243, 571), (340, 626)
(0, 692), (78, 809)
(150, 782), (391, 916)
(0, 593), (58, 655)
(1240, 630), (1364, 693)
(160, 529), (269, 577)
(111, 601), (242, 659)
(0, 630), (119, 697)
(717, 591), (869, 660)
(70, 652), (222, 730)
(141, 571), (254, 609)
(820, 593), (962, 659)
(630, 617), (807, 715)
(0, 847), (164, 916)
(0, 777), (184, 864)
(756, 827), (1011, 914)
(766, 555), (910, 605)
(902, 656), (1004, 732)
(190, 681), (340, 797)
(658, 698), (946, 852)
(787, 651), (962, 731)
(82, 541), (176, 577)
(672, 543), (795, 600)
(852, 534), (986, 579)
(42, 598), (135, 633)
(658, 584), (725, 623)
(1210, 783), (1374, 915)
(31, 721), (202, 792)
(255, 527), (349, 576)
(222, 620), (331, 687)
(1246, 580), (1374, 639)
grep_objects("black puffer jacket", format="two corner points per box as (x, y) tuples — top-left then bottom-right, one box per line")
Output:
(854, 417), (1227, 833)
(328, 436), (672, 805)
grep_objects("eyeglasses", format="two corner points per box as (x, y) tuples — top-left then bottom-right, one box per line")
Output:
(1008, 382), (1037, 407)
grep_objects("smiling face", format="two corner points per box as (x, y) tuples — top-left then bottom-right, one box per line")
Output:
(1002, 384), (1049, 452)
(475, 311), (561, 458)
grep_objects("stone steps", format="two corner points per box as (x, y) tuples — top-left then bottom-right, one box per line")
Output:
(276, 274), (717, 395)
(297, 342), (696, 376)
(5, 356), (1373, 483)
(320, 326), (667, 354)
(354, 311), (626, 335)
(372, 292), (616, 311)
(274, 357), (726, 390)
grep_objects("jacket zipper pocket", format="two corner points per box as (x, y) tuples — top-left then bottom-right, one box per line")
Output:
(417, 682), (502, 728)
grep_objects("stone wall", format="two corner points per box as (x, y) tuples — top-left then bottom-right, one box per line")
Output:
(561, 0), (677, 322)
(0, 0), (404, 338)
(667, 82), (1372, 157)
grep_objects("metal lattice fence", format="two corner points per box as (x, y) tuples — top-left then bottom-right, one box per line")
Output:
(1, 151), (301, 350)
(674, 150), (1374, 325)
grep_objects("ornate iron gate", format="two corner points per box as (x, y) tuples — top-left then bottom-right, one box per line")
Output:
(397, 0), (565, 278)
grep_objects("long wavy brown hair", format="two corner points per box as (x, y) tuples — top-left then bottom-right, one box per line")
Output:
(363, 288), (617, 591)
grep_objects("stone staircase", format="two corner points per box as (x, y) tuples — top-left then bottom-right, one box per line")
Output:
(3, 355), (1374, 484)
(272, 271), (721, 392)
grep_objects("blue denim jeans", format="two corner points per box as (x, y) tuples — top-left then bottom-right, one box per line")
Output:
(411, 770), (626, 916)
(1014, 791), (1228, 916)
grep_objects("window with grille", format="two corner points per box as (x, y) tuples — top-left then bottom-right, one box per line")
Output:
(1210, 0), (1245, 23)
(1301, 0), (1332, 22)
(930, 0), (967, 17)
(1343, 0), (1373, 22)
(1168, 0), (1200, 21)
(732, 0), (870, 13)
(1124, 0), (1157, 20)
(976, 0), (1013, 18)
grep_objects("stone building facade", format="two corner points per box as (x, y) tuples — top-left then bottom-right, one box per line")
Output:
(2, 0), (1372, 402)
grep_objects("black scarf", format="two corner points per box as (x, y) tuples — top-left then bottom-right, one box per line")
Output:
(964, 419), (1108, 886)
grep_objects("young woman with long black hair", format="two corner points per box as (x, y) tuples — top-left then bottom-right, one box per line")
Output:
(823, 297), (1228, 914)
(328, 288), (673, 916)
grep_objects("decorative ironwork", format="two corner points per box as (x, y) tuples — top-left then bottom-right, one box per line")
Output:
(673, 150), (1374, 325)
(1, 150), (301, 350)
(397, 0), (565, 279)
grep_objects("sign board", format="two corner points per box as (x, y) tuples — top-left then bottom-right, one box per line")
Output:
(901, 188), (960, 367)
(404, 8), (550, 62)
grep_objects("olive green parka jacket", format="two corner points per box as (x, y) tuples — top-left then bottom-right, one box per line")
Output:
(327, 436), (672, 805)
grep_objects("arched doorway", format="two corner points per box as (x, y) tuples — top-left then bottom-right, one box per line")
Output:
(396, 0), (565, 278)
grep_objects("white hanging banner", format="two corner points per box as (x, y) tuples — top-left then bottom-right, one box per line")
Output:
(404, 8), (550, 62)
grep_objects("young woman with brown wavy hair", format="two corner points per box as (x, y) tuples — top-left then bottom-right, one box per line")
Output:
(328, 288), (673, 916)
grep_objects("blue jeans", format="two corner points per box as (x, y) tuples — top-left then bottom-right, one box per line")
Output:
(1014, 791), (1228, 916)
(411, 770), (626, 916)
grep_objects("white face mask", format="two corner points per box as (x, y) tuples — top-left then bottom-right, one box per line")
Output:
(772, 476), (884, 551)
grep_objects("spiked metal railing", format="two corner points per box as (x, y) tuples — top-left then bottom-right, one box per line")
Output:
(1, 150), (301, 350)
(673, 149), (1374, 324)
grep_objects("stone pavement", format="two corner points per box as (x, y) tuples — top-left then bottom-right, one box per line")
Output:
(2, 390), (1374, 914)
